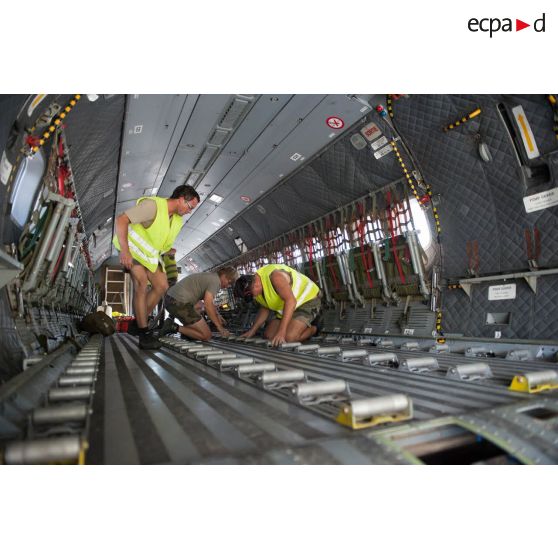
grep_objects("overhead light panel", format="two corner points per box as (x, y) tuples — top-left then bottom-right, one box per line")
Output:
(209, 194), (224, 204)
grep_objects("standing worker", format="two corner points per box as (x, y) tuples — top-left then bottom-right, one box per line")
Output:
(113, 185), (200, 349)
(234, 263), (322, 347)
(158, 267), (239, 341)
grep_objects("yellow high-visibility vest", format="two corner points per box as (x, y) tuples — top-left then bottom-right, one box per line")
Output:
(255, 264), (319, 317)
(113, 197), (183, 272)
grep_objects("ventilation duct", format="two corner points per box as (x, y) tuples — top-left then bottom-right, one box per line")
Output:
(218, 97), (251, 130)
(208, 128), (229, 146)
(193, 146), (219, 172)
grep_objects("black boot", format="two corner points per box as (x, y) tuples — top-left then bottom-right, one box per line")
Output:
(158, 318), (178, 337)
(138, 330), (161, 350)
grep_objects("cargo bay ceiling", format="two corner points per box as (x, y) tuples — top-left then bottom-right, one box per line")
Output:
(113, 94), (373, 268)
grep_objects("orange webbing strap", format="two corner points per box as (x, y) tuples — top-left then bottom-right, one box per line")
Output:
(386, 191), (406, 284)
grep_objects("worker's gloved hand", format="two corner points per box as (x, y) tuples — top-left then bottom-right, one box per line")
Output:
(120, 250), (133, 270)
(271, 332), (286, 347)
(220, 329), (230, 338)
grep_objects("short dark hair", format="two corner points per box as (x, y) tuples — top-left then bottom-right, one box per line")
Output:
(170, 185), (200, 202)
(218, 266), (239, 282)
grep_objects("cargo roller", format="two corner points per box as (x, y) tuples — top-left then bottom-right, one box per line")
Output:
(292, 379), (350, 405)
(509, 370), (558, 393)
(336, 394), (413, 429)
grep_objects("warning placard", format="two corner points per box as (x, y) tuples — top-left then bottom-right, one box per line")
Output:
(488, 284), (516, 301)
(523, 187), (558, 214)
(512, 105), (540, 160)
(371, 136), (388, 151)
(0, 151), (12, 185)
(373, 144), (393, 159)
(361, 122), (382, 141)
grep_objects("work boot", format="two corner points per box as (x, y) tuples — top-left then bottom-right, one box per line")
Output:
(311, 311), (324, 334)
(138, 331), (161, 350)
(127, 319), (139, 336)
(158, 318), (178, 337)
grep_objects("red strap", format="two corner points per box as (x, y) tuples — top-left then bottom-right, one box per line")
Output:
(306, 224), (317, 282)
(357, 203), (374, 288)
(325, 216), (340, 291)
(386, 191), (406, 285)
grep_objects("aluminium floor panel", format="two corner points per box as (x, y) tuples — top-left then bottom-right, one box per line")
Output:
(88, 334), (358, 464)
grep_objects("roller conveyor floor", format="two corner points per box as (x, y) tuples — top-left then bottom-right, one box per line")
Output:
(88, 334), (355, 464)
(208, 339), (528, 419)
(82, 333), (558, 464)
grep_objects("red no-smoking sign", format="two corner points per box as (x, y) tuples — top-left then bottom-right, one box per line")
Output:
(326, 116), (345, 129)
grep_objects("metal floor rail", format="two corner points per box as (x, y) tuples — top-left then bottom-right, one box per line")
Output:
(208, 339), (528, 419)
(3, 333), (557, 464)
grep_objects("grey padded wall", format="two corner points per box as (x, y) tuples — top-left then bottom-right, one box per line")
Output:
(392, 95), (558, 340)
(0, 95), (28, 239)
(64, 95), (125, 234)
(393, 94), (558, 277)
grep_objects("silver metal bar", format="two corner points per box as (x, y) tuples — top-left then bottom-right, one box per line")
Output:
(46, 202), (75, 281)
(345, 394), (411, 420)
(32, 403), (88, 424)
(22, 199), (64, 292)
(60, 225), (77, 275)
(293, 379), (348, 400)
(406, 230), (430, 299)
(219, 357), (255, 371)
(58, 374), (95, 386)
(49, 387), (93, 402)
(446, 363), (493, 381)
(236, 362), (276, 376)
(294, 344), (321, 353)
(372, 242), (392, 301)
(460, 268), (558, 284)
(260, 369), (306, 385)
(524, 370), (558, 389)
(339, 349), (368, 362)
(367, 352), (399, 366)
(399, 356), (439, 373)
(4, 436), (81, 464)
(317, 346), (341, 356)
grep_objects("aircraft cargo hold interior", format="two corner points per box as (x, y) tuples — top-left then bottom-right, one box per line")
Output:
(1, 93), (558, 465)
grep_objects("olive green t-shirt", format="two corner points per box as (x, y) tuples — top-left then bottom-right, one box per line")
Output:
(167, 272), (221, 304)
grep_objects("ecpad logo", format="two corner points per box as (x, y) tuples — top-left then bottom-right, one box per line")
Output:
(468, 13), (546, 37)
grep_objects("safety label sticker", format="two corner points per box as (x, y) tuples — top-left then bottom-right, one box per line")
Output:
(326, 116), (344, 129)
(488, 284), (516, 301)
(371, 136), (388, 151)
(27, 94), (46, 117)
(373, 144), (393, 159)
(361, 122), (382, 141)
(512, 105), (540, 160)
(523, 187), (558, 213)
(0, 151), (12, 185)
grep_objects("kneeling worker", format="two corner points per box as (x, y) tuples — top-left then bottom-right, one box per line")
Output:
(159, 267), (239, 341)
(234, 264), (322, 347)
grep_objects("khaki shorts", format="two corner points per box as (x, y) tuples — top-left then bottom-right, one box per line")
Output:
(277, 296), (322, 327)
(165, 295), (202, 326)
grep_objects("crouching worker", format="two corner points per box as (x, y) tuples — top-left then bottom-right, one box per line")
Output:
(234, 264), (322, 347)
(159, 267), (239, 341)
